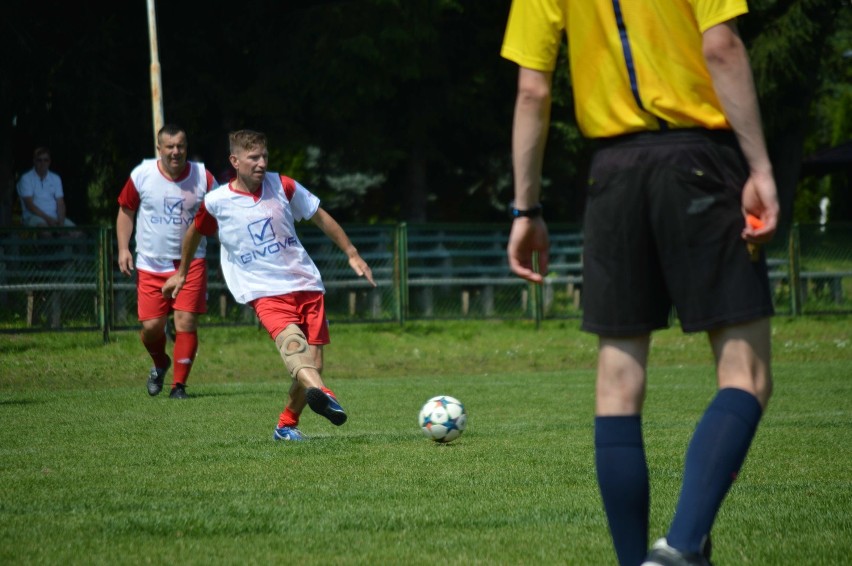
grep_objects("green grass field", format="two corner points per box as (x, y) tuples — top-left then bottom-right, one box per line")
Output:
(1, 318), (850, 565)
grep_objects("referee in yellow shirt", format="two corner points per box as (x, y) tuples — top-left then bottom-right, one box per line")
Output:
(502, 2), (779, 565)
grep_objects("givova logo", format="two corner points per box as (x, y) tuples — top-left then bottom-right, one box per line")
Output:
(241, 217), (298, 265)
(151, 196), (189, 225)
(164, 197), (184, 216)
(248, 218), (275, 245)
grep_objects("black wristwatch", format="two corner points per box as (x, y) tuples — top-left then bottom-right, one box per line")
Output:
(509, 201), (542, 218)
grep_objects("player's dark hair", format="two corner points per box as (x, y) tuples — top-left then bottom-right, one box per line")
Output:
(33, 147), (50, 160)
(157, 123), (186, 142)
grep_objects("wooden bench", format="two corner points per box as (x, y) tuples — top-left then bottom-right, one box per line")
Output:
(405, 227), (584, 316)
(197, 225), (584, 318)
(187, 225), (585, 319)
(406, 228), (505, 316)
(109, 227), (398, 323)
(0, 229), (98, 327)
(800, 271), (852, 304)
(541, 232), (584, 310)
(301, 227), (396, 318)
(765, 257), (850, 308)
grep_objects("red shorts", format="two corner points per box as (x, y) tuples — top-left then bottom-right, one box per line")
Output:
(137, 258), (208, 321)
(251, 291), (330, 345)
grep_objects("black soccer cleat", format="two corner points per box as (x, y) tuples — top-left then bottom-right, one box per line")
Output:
(306, 387), (347, 426)
(146, 357), (171, 396)
(641, 538), (712, 566)
(169, 383), (188, 399)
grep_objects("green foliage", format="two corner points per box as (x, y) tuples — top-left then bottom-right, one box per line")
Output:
(813, 5), (852, 148)
(799, 4), (852, 222)
(745, 0), (851, 224)
(5, 0), (852, 229)
(84, 150), (121, 225)
(746, 1), (825, 107)
(0, 319), (850, 564)
(793, 176), (829, 223)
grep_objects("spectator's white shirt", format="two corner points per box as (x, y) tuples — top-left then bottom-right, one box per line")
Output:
(17, 168), (63, 223)
(203, 173), (324, 304)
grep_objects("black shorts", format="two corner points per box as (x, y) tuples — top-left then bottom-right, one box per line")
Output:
(581, 129), (774, 336)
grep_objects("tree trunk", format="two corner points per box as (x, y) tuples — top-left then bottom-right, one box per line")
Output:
(402, 146), (429, 222)
(770, 123), (806, 240)
(0, 121), (13, 227)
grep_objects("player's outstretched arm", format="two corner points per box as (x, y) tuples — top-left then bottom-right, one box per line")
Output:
(163, 223), (204, 298)
(311, 208), (377, 287)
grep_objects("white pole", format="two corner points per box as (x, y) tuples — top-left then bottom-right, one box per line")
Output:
(147, 0), (164, 155)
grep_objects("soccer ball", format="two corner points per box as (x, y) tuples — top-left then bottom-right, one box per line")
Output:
(418, 395), (467, 443)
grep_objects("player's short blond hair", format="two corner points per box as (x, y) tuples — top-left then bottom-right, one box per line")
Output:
(229, 130), (267, 155)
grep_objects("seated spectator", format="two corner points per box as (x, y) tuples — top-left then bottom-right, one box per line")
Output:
(17, 147), (76, 228)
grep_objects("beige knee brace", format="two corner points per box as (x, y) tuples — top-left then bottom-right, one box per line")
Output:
(275, 324), (317, 379)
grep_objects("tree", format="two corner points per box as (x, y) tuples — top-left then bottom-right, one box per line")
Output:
(791, 2), (852, 223)
(742, 0), (850, 230)
(2, 2), (155, 227)
(3, 0), (849, 229)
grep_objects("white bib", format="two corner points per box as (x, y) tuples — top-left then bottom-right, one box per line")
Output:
(131, 159), (211, 272)
(203, 173), (324, 304)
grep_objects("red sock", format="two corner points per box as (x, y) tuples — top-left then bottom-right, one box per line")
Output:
(172, 331), (198, 386)
(321, 386), (336, 399)
(141, 331), (169, 368)
(278, 407), (300, 428)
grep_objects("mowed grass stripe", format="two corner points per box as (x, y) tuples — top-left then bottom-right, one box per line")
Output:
(0, 319), (849, 564)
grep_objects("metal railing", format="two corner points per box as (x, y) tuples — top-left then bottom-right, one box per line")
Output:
(1, 223), (850, 341)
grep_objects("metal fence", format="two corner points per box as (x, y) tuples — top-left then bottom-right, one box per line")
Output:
(0, 227), (110, 332)
(1, 223), (850, 339)
(764, 223), (852, 316)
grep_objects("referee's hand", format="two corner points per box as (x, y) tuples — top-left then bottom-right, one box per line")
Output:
(508, 217), (549, 283)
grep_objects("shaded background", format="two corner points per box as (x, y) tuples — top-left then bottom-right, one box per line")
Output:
(3, 0), (851, 230)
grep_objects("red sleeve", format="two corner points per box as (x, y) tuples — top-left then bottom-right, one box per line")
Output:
(204, 169), (216, 191)
(194, 201), (219, 236)
(280, 175), (296, 201)
(117, 178), (140, 210)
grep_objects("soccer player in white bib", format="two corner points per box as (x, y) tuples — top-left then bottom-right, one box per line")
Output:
(116, 124), (219, 399)
(163, 129), (375, 441)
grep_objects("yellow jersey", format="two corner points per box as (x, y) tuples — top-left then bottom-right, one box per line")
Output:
(501, 0), (749, 138)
